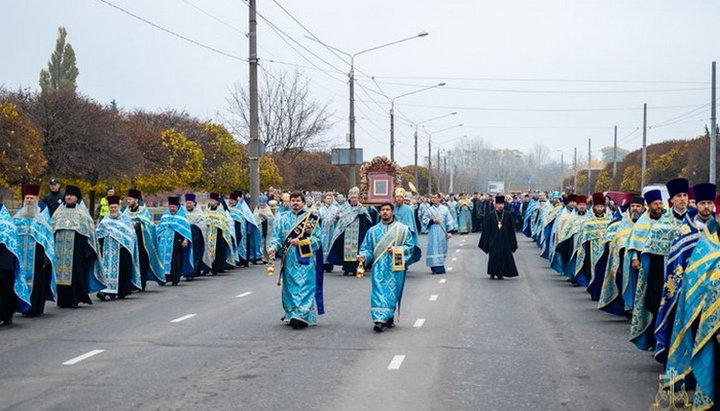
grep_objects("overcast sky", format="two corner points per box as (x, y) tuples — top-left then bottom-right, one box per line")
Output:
(2, 0), (718, 167)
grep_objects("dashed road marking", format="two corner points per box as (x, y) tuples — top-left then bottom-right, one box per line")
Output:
(429, 294), (439, 301)
(452, 257), (457, 261)
(235, 291), (253, 298)
(455, 249), (460, 253)
(387, 355), (406, 370)
(170, 314), (197, 323)
(447, 267), (453, 272)
(413, 318), (425, 328)
(439, 279), (447, 284)
(62, 349), (105, 365)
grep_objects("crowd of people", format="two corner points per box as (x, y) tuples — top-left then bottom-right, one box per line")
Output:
(524, 178), (719, 410)
(0, 180), (519, 334)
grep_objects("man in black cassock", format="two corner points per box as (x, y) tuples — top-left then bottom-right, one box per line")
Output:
(479, 195), (518, 280)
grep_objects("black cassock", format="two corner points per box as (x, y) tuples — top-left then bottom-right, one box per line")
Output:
(478, 210), (518, 278)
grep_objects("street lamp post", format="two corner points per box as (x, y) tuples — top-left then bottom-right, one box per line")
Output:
(306, 33), (428, 186)
(425, 124), (463, 194)
(390, 82), (445, 161)
(412, 112), (457, 193)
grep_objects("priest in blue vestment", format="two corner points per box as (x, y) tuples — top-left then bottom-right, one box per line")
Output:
(268, 192), (323, 330)
(124, 189), (165, 289)
(629, 179), (694, 351)
(14, 184), (56, 317)
(96, 196), (141, 301)
(393, 188), (422, 267)
(51, 186), (105, 308)
(421, 193), (457, 274)
(0, 200), (30, 325)
(157, 196), (194, 286)
(654, 183), (714, 364)
(358, 203), (416, 332)
(327, 187), (373, 276)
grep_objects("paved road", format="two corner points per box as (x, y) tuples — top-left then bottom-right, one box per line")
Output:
(0, 233), (661, 411)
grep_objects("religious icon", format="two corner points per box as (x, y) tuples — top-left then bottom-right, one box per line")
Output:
(392, 246), (405, 271)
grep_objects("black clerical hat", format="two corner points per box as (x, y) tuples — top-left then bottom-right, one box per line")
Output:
(65, 185), (82, 199)
(666, 178), (689, 198)
(693, 183), (716, 203)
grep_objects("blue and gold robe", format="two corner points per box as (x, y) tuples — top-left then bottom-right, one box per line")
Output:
(359, 220), (415, 323)
(269, 207), (323, 326)
(327, 203), (373, 273)
(156, 208), (194, 278)
(13, 207), (56, 313)
(421, 204), (456, 271)
(598, 211), (634, 315)
(574, 211), (612, 300)
(318, 203), (339, 261)
(393, 203), (422, 267)
(0, 205), (31, 313)
(96, 214), (141, 295)
(205, 208), (235, 269)
(654, 217), (700, 364)
(627, 210), (686, 351)
(665, 220), (720, 410)
(124, 206), (166, 285)
(457, 199), (473, 234)
(51, 203), (105, 296)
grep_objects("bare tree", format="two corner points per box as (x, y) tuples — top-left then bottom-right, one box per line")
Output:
(226, 69), (333, 161)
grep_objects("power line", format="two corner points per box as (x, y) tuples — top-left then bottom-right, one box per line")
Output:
(353, 101), (705, 112)
(239, 0), (347, 76)
(355, 79), (706, 94)
(270, 0), (350, 68)
(367, 75), (708, 85)
(181, 0), (245, 36)
(97, 0), (245, 61)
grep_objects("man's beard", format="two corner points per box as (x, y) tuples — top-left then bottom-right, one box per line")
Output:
(110, 211), (121, 219)
(631, 211), (641, 222)
(186, 206), (194, 212)
(649, 209), (662, 219)
(18, 204), (39, 219)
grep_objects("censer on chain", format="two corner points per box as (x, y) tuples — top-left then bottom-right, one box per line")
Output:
(356, 260), (365, 278)
(266, 254), (275, 276)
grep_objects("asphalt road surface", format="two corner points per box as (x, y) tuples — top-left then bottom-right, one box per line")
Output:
(0, 232), (661, 411)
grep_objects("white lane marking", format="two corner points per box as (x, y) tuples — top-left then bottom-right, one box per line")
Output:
(429, 294), (439, 301)
(455, 249), (460, 253)
(447, 267), (453, 272)
(413, 318), (425, 328)
(62, 349), (105, 365)
(439, 278), (447, 284)
(170, 314), (197, 323)
(387, 355), (406, 370)
(235, 291), (253, 298)
(452, 257), (457, 261)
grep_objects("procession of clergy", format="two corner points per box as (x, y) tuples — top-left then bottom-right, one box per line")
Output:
(1, 181), (523, 336)
(524, 178), (719, 410)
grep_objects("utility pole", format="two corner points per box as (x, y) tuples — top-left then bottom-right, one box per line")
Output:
(443, 153), (447, 193)
(428, 136), (432, 194)
(437, 149), (442, 193)
(642, 103), (647, 189)
(573, 147), (577, 193)
(587, 138), (592, 195)
(414, 126), (419, 192)
(389, 103), (395, 161)
(247, 0), (260, 210)
(348, 61), (357, 187)
(613, 125), (618, 181)
(559, 153), (564, 194)
(711, 61), (717, 184)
